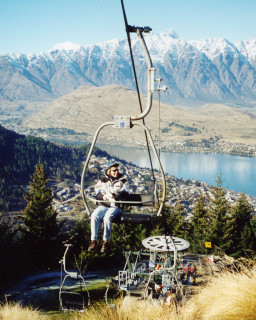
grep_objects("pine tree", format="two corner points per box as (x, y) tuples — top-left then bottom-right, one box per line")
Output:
(20, 161), (60, 269)
(112, 223), (147, 252)
(190, 195), (211, 254)
(209, 174), (230, 253)
(251, 216), (256, 239)
(0, 214), (14, 279)
(168, 202), (190, 240)
(150, 204), (170, 237)
(228, 193), (256, 257)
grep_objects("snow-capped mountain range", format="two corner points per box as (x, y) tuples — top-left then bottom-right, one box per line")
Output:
(1, 28), (256, 113)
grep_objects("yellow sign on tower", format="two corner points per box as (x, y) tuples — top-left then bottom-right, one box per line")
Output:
(205, 242), (212, 248)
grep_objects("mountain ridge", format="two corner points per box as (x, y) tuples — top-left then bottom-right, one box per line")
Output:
(1, 29), (256, 114)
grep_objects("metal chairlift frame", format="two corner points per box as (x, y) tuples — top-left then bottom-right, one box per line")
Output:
(81, 27), (166, 221)
(59, 244), (90, 312)
(116, 236), (192, 302)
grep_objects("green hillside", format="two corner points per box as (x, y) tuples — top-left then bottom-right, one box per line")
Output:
(0, 125), (108, 211)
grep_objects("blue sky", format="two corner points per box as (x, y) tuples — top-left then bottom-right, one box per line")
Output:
(0, 0), (256, 54)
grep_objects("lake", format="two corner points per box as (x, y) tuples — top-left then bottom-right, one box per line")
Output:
(97, 144), (256, 197)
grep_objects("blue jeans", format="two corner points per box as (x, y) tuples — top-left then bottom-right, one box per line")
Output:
(90, 206), (121, 241)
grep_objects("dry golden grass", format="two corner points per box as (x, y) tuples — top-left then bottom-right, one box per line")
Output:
(2, 266), (256, 320)
(179, 267), (256, 320)
(0, 302), (45, 320)
(23, 85), (256, 146)
(72, 298), (179, 320)
(77, 267), (256, 320)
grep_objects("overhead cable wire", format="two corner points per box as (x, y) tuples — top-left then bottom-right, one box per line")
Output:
(0, 161), (28, 196)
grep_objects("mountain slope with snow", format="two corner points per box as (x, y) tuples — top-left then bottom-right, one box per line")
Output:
(1, 29), (256, 113)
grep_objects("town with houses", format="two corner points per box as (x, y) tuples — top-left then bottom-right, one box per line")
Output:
(1, 119), (256, 157)
(53, 154), (256, 220)
(105, 136), (256, 157)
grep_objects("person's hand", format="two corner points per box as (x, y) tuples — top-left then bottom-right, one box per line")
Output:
(103, 193), (115, 201)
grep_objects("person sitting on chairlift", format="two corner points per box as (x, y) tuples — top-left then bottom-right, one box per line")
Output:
(88, 162), (129, 253)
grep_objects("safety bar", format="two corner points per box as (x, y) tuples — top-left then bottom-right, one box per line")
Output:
(88, 197), (155, 205)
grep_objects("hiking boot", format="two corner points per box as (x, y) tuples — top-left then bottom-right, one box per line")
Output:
(88, 240), (97, 252)
(101, 241), (110, 253)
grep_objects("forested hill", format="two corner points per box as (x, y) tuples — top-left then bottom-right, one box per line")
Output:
(0, 125), (109, 210)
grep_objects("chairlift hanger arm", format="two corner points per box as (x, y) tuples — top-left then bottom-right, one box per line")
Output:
(81, 121), (114, 216)
(120, 0), (154, 122)
(133, 121), (166, 216)
(131, 30), (154, 121)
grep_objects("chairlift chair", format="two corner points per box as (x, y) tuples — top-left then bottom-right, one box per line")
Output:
(59, 244), (90, 312)
(116, 236), (191, 302)
(81, 12), (166, 224)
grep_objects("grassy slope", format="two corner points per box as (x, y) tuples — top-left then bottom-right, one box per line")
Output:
(22, 85), (256, 146)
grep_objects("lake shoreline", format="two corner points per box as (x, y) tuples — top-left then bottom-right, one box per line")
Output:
(46, 136), (256, 158)
(42, 137), (256, 196)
